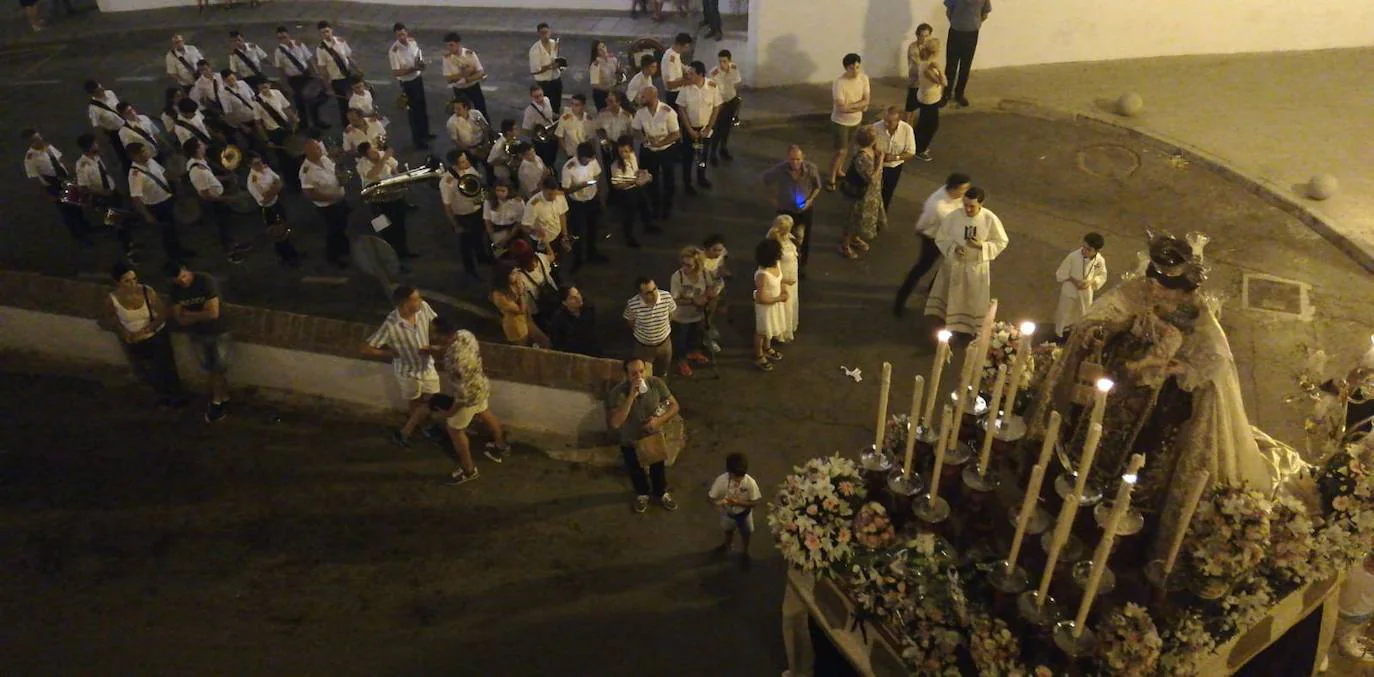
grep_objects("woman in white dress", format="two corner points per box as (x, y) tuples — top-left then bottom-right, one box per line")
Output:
(767, 215), (800, 342)
(752, 239), (789, 372)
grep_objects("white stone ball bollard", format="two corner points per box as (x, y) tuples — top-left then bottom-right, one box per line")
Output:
(1116, 92), (1144, 117)
(1307, 174), (1338, 201)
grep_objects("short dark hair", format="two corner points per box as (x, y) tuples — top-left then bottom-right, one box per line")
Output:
(634, 276), (654, 291)
(541, 176), (560, 191)
(674, 32), (693, 45)
(196, 59), (210, 68)
(452, 95), (472, 109)
(576, 141), (596, 160)
(316, 20), (331, 30)
(511, 141), (532, 157)
(392, 22), (407, 32)
(445, 148), (463, 165)
(428, 393), (455, 412)
(559, 285), (580, 302)
(842, 53), (862, 68)
(111, 261), (134, 281)
(116, 101), (133, 115)
(500, 118), (516, 133)
(77, 132), (97, 152)
(83, 79), (100, 94)
(703, 233), (725, 248)
(181, 137), (202, 157)
(177, 97), (198, 114)
(228, 30), (242, 38)
(163, 260), (189, 278)
(640, 54), (656, 69)
(571, 93), (586, 104)
(244, 150), (262, 164)
(689, 61), (707, 76)
(220, 68), (234, 80)
(1084, 232), (1106, 250)
(21, 127), (38, 143)
(718, 49), (732, 59)
(965, 186), (987, 202)
(945, 172), (972, 189)
(275, 25), (289, 34)
(916, 22), (934, 34)
(126, 142), (147, 157)
(391, 284), (417, 306)
(529, 84), (543, 95)
(622, 357), (644, 373)
(536, 22), (550, 31)
(347, 75), (363, 86)
(356, 141), (372, 156)
(725, 452), (748, 476)
(444, 32), (461, 43)
(432, 315), (459, 336)
(755, 238), (783, 267)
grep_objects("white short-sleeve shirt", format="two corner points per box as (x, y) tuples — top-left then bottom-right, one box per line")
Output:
(342, 119), (387, 153)
(440, 167), (483, 217)
(119, 116), (162, 153)
(388, 39), (423, 83)
(89, 90), (124, 131)
(75, 154), (114, 191)
(316, 36), (354, 81)
(299, 156), (343, 207)
(521, 193), (568, 242)
(528, 39), (561, 83)
(23, 145), (62, 180)
(660, 49), (684, 93)
(442, 47), (484, 88)
(187, 158), (224, 199)
(165, 46), (205, 86)
(561, 158), (601, 202)
(356, 154), (398, 187)
(597, 109), (633, 145)
(632, 102), (680, 151)
(676, 81), (721, 129)
(128, 160), (173, 204)
(247, 166), (281, 207)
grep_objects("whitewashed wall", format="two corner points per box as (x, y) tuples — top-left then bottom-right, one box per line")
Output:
(0, 306), (607, 436)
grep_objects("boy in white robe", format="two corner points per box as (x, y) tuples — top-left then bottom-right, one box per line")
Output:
(1053, 232), (1107, 337)
(923, 186), (1008, 336)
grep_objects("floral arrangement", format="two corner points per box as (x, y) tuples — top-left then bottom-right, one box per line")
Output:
(1221, 574), (1274, 635)
(1183, 484), (1273, 580)
(768, 455), (867, 577)
(980, 321), (1030, 393)
(853, 502), (897, 550)
(968, 614), (1026, 677)
(879, 413), (912, 459)
(849, 533), (956, 625)
(1096, 603), (1161, 677)
(898, 623), (964, 677)
(1264, 494), (1318, 585)
(1314, 446), (1374, 516)
(1158, 612), (1217, 677)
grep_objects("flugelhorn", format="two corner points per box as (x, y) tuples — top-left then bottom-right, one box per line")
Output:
(220, 145), (243, 171)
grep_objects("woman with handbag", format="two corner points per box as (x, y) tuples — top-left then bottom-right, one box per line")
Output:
(839, 126), (887, 259)
(913, 38), (948, 161)
(106, 262), (186, 407)
(490, 260), (550, 348)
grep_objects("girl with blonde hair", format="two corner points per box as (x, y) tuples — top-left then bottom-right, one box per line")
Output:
(766, 215), (800, 342)
(670, 244), (720, 377)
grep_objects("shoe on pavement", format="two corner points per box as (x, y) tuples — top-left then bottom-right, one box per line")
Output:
(676, 361), (693, 377)
(389, 428), (411, 448)
(660, 493), (678, 511)
(204, 401), (226, 423)
(446, 468), (480, 486)
(916, 151), (934, 162)
(686, 351), (710, 365)
(633, 495), (650, 514)
(483, 443), (508, 464)
(955, 96), (970, 107)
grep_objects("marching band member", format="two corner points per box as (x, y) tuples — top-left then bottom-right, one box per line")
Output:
(227, 31), (271, 88)
(588, 41), (620, 111)
(342, 108), (387, 153)
(522, 84), (560, 170)
(166, 34), (204, 90)
(172, 98), (218, 153)
(245, 151), (304, 267)
(561, 140), (607, 270)
(555, 94), (595, 163)
(608, 135), (656, 248)
(389, 23), (433, 150)
(442, 32), (489, 119)
(75, 133), (133, 257)
(190, 60), (227, 115)
(595, 91), (634, 169)
(528, 22), (565, 115)
(708, 50), (741, 165)
(219, 70), (263, 143)
(674, 61), (721, 193)
(631, 85), (681, 221)
(23, 128), (90, 246)
(440, 149), (489, 279)
(346, 76), (379, 119)
(274, 25), (330, 130)
(871, 105), (916, 210)
(356, 141), (415, 260)
(483, 179), (526, 257)
(316, 21), (358, 126)
(522, 176), (569, 254)
(486, 118), (518, 184)
(160, 87), (186, 136)
(446, 96), (491, 159)
(299, 133), (350, 268)
(85, 79), (130, 169)
(126, 141), (193, 260)
(660, 33), (693, 107)
(625, 55), (658, 108)
(514, 141), (549, 200)
(117, 102), (165, 163)
(253, 79), (301, 190)
(184, 137), (248, 264)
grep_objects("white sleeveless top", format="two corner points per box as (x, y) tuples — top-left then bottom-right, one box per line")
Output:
(110, 289), (154, 334)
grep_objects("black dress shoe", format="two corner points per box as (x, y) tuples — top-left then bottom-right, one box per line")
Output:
(684, 185), (699, 197)
(697, 177), (713, 189)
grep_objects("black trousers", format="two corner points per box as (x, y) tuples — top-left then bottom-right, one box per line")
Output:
(455, 210), (486, 275)
(612, 187), (653, 241)
(880, 165), (903, 211)
(777, 207), (814, 268)
(199, 199), (238, 253)
(567, 197), (603, 267)
(709, 97), (739, 158)
(915, 102), (940, 153)
(260, 202), (302, 264)
(621, 445), (667, 497)
(454, 84), (488, 120)
(681, 130), (708, 188)
(592, 88), (610, 112)
(400, 78), (430, 146)
(664, 90), (679, 108)
(702, 0), (723, 32)
(534, 139), (559, 174)
(371, 198), (411, 256)
(145, 198), (183, 258)
(329, 78), (351, 126)
(945, 29), (980, 100)
(57, 202), (91, 243)
(287, 75), (329, 128)
(894, 234), (943, 312)
(265, 128), (303, 190)
(92, 192), (134, 253)
(640, 146), (677, 218)
(105, 129), (131, 169)
(540, 77), (564, 115)
(317, 200), (351, 264)
(123, 330), (183, 402)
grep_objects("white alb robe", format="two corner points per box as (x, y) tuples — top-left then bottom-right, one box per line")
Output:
(923, 207), (1009, 335)
(1053, 250), (1107, 336)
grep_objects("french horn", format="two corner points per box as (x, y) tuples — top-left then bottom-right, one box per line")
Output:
(220, 144), (243, 171)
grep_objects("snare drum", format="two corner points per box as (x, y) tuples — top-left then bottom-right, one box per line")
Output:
(58, 180), (86, 206)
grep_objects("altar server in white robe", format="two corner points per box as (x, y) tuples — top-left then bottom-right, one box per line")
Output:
(1053, 232), (1107, 337)
(923, 186), (1008, 336)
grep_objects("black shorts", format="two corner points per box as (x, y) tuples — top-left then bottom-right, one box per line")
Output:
(904, 86), (920, 112)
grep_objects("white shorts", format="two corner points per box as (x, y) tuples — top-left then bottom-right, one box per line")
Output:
(446, 396), (490, 430)
(720, 511), (754, 534)
(398, 372), (441, 401)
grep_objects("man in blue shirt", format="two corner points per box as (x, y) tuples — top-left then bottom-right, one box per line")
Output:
(944, 0), (991, 107)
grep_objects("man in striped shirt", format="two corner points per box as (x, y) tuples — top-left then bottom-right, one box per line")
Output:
(362, 285), (440, 447)
(623, 277), (677, 378)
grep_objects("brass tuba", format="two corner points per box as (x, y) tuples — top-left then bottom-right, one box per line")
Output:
(361, 155), (443, 203)
(220, 145), (243, 171)
(456, 173), (485, 205)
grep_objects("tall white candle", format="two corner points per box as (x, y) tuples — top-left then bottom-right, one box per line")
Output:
(922, 330), (953, 428)
(977, 364), (1008, 476)
(1007, 463), (1046, 567)
(926, 405), (954, 507)
(1071, 423), (1103, 500)
(1163, 470), (1212, 575)
(1090, 378), (1113, 427)
(1000, 321), (1036, 418)
(874, 362), (892, 451)
(1036, 493), (1081, 606)
(903, 376), (925, 477)
(968, 298), (999, 394)
(1072, 454), (1146, 636)
(1036, 411), (1062, 471)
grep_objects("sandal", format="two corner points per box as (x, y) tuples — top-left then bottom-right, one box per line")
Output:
(839, 245), (858, 260)
(754, 356), (774, 371)
(823, 180), (837, 192)
(853, 238), (870, 252)
(764, 348), (783, 361)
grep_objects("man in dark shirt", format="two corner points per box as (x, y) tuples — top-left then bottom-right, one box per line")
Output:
(165, 261), (233, 422)
(547, 286), (602, 357)
(944, 0), (991, 107)
(606, 358), (680, 514)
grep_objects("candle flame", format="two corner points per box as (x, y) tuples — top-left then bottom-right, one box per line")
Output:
(1122, 473), (1138, 485)
(937, 329), (953, 343)
(1019, 321), (1037, 335)
(1095, 378), (1115, 393)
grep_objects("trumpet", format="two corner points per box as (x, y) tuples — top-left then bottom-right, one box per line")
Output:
(362, 156), (443, 203)
(456, 173), (485, 205)
(220, 145), (243, 171)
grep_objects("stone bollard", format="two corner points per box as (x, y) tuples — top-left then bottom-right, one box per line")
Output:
(1116, 92), (1143, 117)
(1307, 174), (1339, 200)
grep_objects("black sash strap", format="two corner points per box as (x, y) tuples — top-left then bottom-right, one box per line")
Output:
(226, 84), (252, 109)
(212, 79), (226, 111)
(47, 148), (70, 179)
(320, 40), (352, 79)
(256, 94), (290, 128)
(97, 158), (112, 190)
(175, 118), (213, 146)
(278, 44), (310, 75)
(528, 102), (553, 125)
(171, 50), (196, 78)
(132, 165), (173, 195)
(90, 98), (119, 117)
(125, 121), (158, 148)
(233, 48), (265, 78)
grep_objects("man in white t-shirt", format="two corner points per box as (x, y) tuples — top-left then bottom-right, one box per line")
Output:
(522, 176), (569, 253)
(659, 32), (693, 108)
(673, 60), (721, 193)
(828, 53), (871, 189)
(561, 141), (605, 270)
(893, 172), (970, 317)
(708, 452), (764, 566)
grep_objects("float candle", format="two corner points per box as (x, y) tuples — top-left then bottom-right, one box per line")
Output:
(903, 376), (925, 476)
(1036, 493), (1080, 607)
(1073, 454), (1145, 635)
(923, 330), (953, 427)
(1072, 423), (1103, 500)
(874, 362), (893, 451)
(927, 405), (954, 507)
(1090, 378), (1114, 427)
(1163, 470), (1212, 575)
(1001, 321), (1036, 416)
(968, 299), (1000, 398)
(1036, 411), (1062, 471)
(978, 364), (1008, 476)
(1007, 463), (1046, 566)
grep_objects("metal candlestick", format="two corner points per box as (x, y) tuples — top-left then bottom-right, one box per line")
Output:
(962, 462), (1000, 492)
(1144, 559), (1185, 591)
(1017, 590), (1062, 627)
(1093, 500), (1144, 536)
(1054, 472), (1103, 507)
(1072, 560), (1116, 596)
(913, 494), (951, 524)
(1008, 504), (1053, 536)
(989, 559), (1030, 594)
(1053, 620), (1098, 657)
(1040, 529), (1085, 563)
(991, 413), (1028, 442)
(886, 470), (924, 498)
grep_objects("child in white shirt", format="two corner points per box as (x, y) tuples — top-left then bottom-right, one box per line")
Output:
(701, 233), (731, 353)
(1053, 232), (1107, 338)
(708, 452), (763, 567)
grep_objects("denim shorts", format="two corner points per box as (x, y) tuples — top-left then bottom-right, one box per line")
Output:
(188, 332), (233, 374)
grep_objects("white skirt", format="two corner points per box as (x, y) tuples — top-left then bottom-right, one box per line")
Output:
(755, 301), (788, 340)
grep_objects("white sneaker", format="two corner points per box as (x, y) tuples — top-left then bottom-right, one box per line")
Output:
(1339, 634), (1374, 663)
(446, 468), (480, 486)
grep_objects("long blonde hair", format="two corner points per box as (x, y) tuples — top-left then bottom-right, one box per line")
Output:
(919, 38), (942, 61)
(678, 245), (705, 274)
(767, 214), (796, 244)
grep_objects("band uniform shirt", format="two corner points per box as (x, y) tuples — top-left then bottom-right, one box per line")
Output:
(561, 158), (600, 202)
(660, 49), (684, 93)
(676, 80), (721, 129)
(229, 42), (270, 80)
(128, 159), (172, 205)
(609, 154), (641, 188)
(342, 119), (386, 153)
(247, 166), (281, 207)
(253, 88), (293, 132)
(119, 115), (163, 153)
(442, 47), (484, 89)
(356, 154), (398, 187)
(521, 97), (556, 137)
(75, 154), (113, 192)
(625, 71), (653, 105)
(165, 45), (205, 86)
(622, 289), (676, 346)
(348, 88), (377, 117)
(23, 145), (63, 182)
(187, 158), (224, 200)
(190, 72), (228, 112)
(632, 102), (681, 152)
(589, 56), (620, 90)
(517, 156), (548, 198)
(366, 300), (440, 380)
(88, 90), (124, 132)
(521, 192), (568, 242)
(389, 40), (424, 83)
(528, 39), (561, 83)
(597, 109), (633, 145)
(316, 36), (354, 81)
(487, 132), (513, 171)
(555, 111), (594, 159)
(873, 120), (916, 168)
(299, 156), (343, 207)
(710, 63), (742, 102)
(274, 41), (314, 77)
(221, 79), (259, 126)
(483, 197), (524, 230)
(172, 112), (212, 146)
(447, 109), (489, 149)
(440, 167), (483, 217)
(916, 186), (962, 237)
